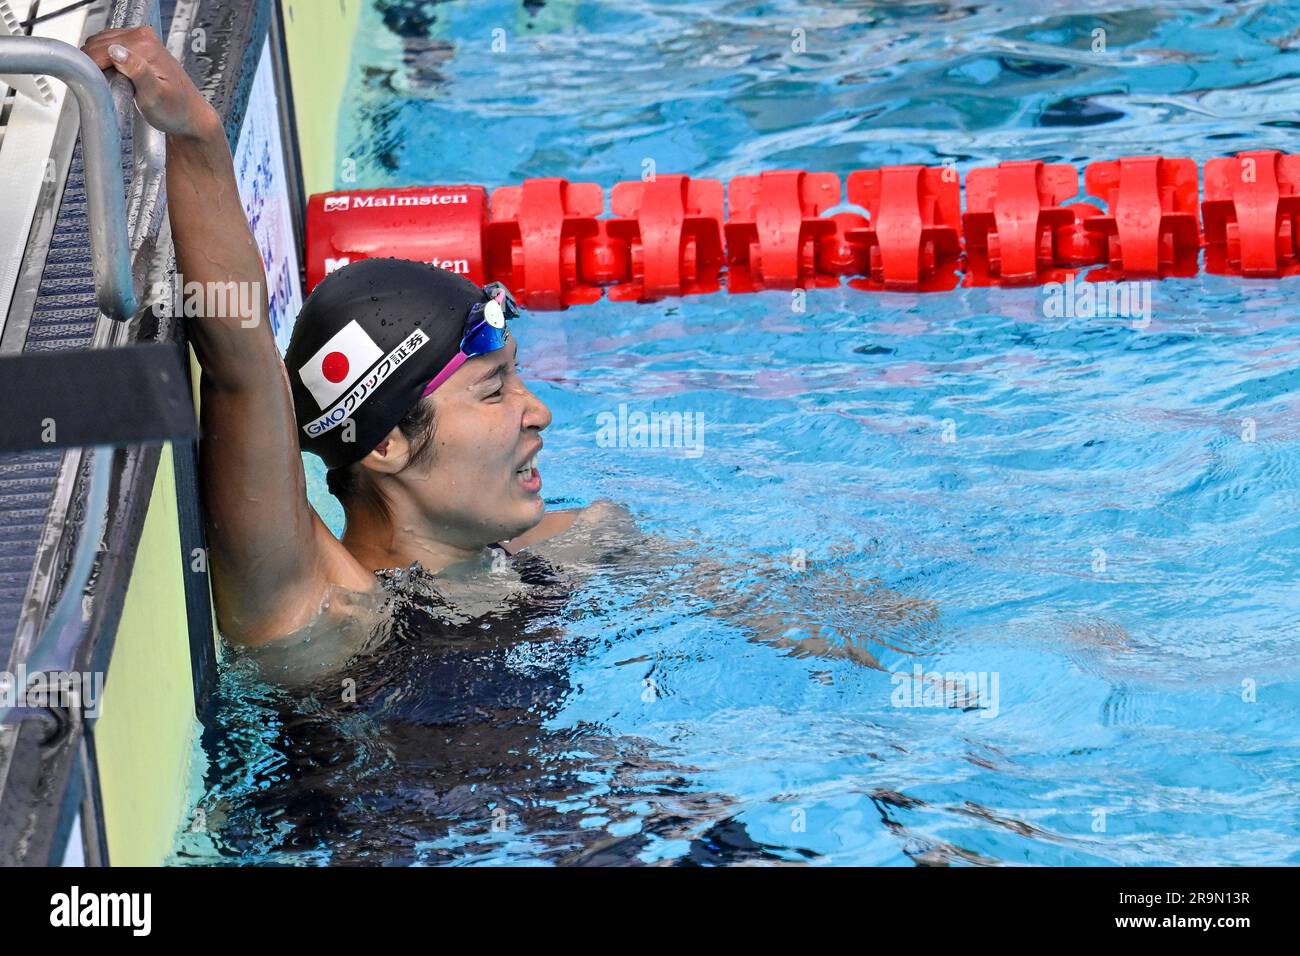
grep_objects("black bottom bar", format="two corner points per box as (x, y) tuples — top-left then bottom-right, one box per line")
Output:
(0, 342), (197, 454)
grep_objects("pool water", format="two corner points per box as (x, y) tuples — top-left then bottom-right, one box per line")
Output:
(171, 0), (1300, 865)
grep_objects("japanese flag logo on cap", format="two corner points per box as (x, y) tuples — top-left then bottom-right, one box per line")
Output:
(298, 320), (384, 410)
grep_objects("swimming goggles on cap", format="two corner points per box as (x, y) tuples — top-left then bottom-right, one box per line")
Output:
(421, 282), (519, 397)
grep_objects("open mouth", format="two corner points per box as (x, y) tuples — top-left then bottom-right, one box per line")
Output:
(513, 439), (543, 493)
(514, 454), (538, 480)
(514, 454), (542, 493)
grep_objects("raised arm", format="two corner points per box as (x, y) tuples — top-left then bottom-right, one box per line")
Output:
(80, 27), (374, 645)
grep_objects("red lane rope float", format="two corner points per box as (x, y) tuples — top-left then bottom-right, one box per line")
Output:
(605, 174), (725, 300)
(724, 170), (840, 292)
(1082, 155), (1200, 279)
(485, 177), (604, 310)
(305, 150), (1300, 310)
(305, 184), (490, 292)
(1203, 150), (1300, 278)
(962, 160), (1079, 286)
(846, 164), (962, 291)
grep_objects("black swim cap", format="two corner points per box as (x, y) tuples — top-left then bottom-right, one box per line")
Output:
(285, 258), (488, 470)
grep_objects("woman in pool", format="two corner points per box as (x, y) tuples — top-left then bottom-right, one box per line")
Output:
(81, 26), (938, 670)
(80, 27), (614, 649)
(80, 31), (716, 863)
(85, 26), (951, 865)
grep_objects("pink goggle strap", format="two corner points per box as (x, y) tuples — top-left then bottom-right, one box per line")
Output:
(419, 288), (511, 397)
(420, 351), (469, 397)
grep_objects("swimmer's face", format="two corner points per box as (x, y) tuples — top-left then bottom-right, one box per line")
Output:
(394, 334), (550, 546)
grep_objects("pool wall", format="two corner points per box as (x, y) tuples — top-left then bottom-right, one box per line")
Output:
(95, 0), (301, 866)
(281, 0), (363, 198)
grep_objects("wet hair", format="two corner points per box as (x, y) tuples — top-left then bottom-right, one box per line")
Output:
(325, 398), (438, 526)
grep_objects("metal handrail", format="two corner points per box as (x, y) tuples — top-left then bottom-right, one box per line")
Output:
(108, 0), (166, 264)
(22, 444), (114, 683)
(0, 1), (165, 741)
(0, 36), (138, 321)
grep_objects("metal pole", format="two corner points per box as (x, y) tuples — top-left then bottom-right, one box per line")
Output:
(0, 37), (138, 321)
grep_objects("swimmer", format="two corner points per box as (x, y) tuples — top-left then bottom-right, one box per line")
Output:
(81, 27), (942, 867)
(80, 26), (617, 647)
(79, 27), (935, 678)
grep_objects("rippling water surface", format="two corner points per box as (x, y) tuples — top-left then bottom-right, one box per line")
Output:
(173, 0), (1300, 865)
